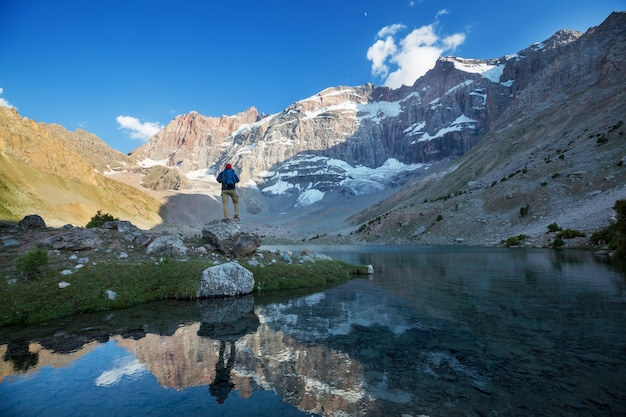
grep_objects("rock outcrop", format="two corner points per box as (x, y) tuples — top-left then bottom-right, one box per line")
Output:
(140, 165), (192, 191)
(202, 220), (261, 258)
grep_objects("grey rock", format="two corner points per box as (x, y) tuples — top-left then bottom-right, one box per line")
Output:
(39, 228), (103, 251)
(19, 214), (46, 230)
(3, 239), (19, 247)
(197, 261), (254, 298)
(202, 220), (261, 258)
(145, 235), (188, 257)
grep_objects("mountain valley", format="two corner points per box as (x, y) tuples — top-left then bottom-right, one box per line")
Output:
(1, 12), (625, 248)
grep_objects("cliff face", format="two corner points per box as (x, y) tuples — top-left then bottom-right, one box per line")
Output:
(132, 108), (261, 172)
(349, 12), (626, 245)
(127, 15), (602, 214)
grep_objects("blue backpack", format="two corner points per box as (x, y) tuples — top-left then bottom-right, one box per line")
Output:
(223, 170), (236, 189)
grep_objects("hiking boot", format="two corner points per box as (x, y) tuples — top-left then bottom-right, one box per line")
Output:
(233, 215), (240, 221)
(222, 218), (230, 222)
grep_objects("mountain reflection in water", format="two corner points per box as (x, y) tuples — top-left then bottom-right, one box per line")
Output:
(1, 246), (626, 417)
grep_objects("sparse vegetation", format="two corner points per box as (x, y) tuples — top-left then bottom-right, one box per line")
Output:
(557, 228), (586, 239)
(86, 210), (119, 228)
(591, 199), (626, 258)
(552, 237), (564, 248)
(520, 204), (530, 217)
(505, 234), (527, 247)
(547, 222), (563, 233)
(13, 248), (48, 280)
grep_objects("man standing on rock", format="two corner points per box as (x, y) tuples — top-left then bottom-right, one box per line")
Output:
(216, 163), (240, 221)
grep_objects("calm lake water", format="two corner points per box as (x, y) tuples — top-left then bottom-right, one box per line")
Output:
(1, 246), (625, 417)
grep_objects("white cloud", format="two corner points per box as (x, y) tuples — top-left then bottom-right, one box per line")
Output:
(116, 115), (163, 142)
(366, 37), (398, 78)
(0, 87), (15, 109)
(367, 16), (466, 89)
(377, 23), (405, 38)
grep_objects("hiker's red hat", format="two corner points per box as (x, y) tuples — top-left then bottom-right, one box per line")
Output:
(225, 163), (232, 169)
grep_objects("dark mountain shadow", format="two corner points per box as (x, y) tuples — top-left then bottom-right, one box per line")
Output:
(154, 192), (223, 234)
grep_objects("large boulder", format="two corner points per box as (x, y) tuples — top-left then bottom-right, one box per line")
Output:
(197, 261), (254, 298)
(202, 220), (261, 258)
(19, 214), (46, 230)
(146, 235), (188, 257)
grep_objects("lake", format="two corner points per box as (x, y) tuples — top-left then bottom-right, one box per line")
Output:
(1, 246), (625, 417)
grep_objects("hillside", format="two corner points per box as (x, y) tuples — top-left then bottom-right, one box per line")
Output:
(348, 12), (626, 246)
(0, 107), (162, 229)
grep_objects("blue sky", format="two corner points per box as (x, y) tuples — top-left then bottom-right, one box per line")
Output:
(0, 1), (622, 154)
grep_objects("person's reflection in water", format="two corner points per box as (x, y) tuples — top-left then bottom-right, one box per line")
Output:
(209, 340), (236, 404)
(3, 341), (39, 372)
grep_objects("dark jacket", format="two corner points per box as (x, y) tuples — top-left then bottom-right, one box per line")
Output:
(216, 168), (240, 190)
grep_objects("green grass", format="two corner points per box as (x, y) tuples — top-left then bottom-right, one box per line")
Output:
(242, 259), (368, 291)
(0, 260), (206, 326)
(0, 257), (366, 327)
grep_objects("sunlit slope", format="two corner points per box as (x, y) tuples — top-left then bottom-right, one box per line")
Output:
(0, 107), (162, 229)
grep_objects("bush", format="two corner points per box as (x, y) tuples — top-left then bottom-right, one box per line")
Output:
(557, 228), (586, 239)
(547, 222), (562, 233)
(552, 237), (564, 248)
(590, 199), (626, 257)
(520, 204), (530, 217)
(86, 210), (118, 228)
(505, 234), (526, 247)
(14, 248), (48, 280)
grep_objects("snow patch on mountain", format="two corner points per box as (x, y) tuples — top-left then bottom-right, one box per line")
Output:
(261, 156), (427, 207)
(450, 59), (505, 82)
(410, 114), (478, 143)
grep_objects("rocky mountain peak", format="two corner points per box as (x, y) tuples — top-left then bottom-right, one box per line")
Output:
(131, 107), (260, 172)
(129, 13), (626, 222)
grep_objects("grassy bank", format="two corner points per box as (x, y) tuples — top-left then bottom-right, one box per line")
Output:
(0, 256), (367, 327)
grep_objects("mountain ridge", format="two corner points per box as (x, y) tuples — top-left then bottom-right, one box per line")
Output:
(1, 11), (625, 246)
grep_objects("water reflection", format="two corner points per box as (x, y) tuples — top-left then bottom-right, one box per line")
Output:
(1, 246), (625, 417)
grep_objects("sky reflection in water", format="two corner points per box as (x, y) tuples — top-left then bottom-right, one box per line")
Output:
(1, 246), (625, 417)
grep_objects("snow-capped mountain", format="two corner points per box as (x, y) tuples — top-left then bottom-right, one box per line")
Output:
(132, 11), (616, 223)
(131, 23), (586, 212)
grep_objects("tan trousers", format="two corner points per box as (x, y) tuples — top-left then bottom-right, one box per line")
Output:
(221, 189), (239, 218)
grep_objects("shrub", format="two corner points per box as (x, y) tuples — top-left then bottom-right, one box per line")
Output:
(589, 199), (626, 257)
(557, 229), (586, 239)
(552, 237), (564, 248)
(547, 222), (562, 233)
(14, 248), (48, 280)
(436, 214), (443, 222)
(520, 204), (530, 217)
(86, 210), (118, 228)
(505, 234), (526, 247)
